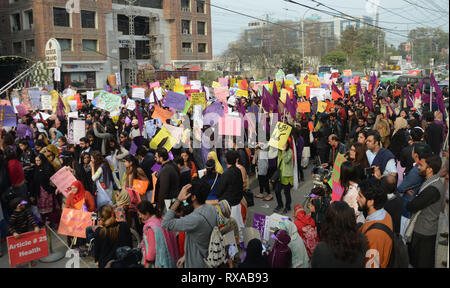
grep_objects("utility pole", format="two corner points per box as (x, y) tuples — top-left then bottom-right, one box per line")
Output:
(126, 0), (138, 86)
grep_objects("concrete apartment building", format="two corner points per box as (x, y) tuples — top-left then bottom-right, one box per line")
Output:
(0, 0), (212, 89)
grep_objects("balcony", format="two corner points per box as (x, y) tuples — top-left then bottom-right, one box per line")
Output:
(181, 7), (190, 12)
(182, 48), (193, 53)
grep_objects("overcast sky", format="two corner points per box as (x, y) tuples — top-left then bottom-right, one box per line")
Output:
(211, 0), (450, 57)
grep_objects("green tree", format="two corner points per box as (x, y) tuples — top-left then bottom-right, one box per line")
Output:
(339, 26), (360, 65)
(409, 27), (449, 68)
(358, 44), (379, 71)
(281, 52), (302, 75)
(321, 50), (347, 69)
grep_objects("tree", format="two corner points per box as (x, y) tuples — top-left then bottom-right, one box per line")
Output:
(408, 27), (449, 68)
(321, 50), (347, 68)
(358, 44), (379, 71)
(281, 51), (302, 75)
(339, 26), (360, 65)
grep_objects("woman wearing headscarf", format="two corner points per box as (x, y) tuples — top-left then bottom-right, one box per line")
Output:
(267, 229), (292, 268)
(114, 188), (131, 223)
(65, 180), (96, 212)
(215, 200), (239, 246)
(42, 144), (61, 171)
(239, 239), (270, 268)
(49, 128), (63, 146)
(31, 154), (60, 228)
(388, 116), (409, 160)
(374, 112), (391, 147)
(293, 204), (319, 258)
(277, 220), (310, 268)
(207, 151), (223, 174)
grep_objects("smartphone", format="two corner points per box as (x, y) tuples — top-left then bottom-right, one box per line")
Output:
(364, 167), (375, 175)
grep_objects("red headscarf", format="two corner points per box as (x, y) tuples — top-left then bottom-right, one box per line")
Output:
(71, 180), (86, 206)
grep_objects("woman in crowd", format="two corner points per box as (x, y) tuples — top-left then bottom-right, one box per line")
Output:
(277, 220), (310, 268)
(202, 159), (221, 205)
(3, 146), (28, 203)
(311, 201), (366, 268)
(65, 180), (96, 212)
(357, 130), (369, 145)
(31, 154), (60, 228)
(137, 200), (179, 268)
(94, 205), (132, 268)
(348, 142), (369, 181)
(119, 131), (132, 151)
(254, 144), (272, 201)
(123, 155), (148, 191)
(207, 151), (224, 174)
(43, 144), (61, 171)
(181, 149), (198, 179)
(18, 139), (35, 192)
(339, 161), (364, 223)
(374, 112), (392, 147)
(105, 138), (129, 188)
(268, 229), (292, 268)
(49, 128), (63, 146)
(239, 239), (270, 268)
(293, 204), (319, 258)
(57, 136), (68, 152)
(388, 116), (409, 160)
(273, 141), (294, 214)
(91, 151), (114, 201)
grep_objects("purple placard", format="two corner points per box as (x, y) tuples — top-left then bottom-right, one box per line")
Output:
(16, 124), (33, 139)
(129, 141), (137, 155)
(342, 76), (351, 84)
(164, 91), (187, 111)
(151, 163), (161, 172)
(169, 151), (174, 161)
(252, 213), (267, 240)
(0, 105), (17, 127)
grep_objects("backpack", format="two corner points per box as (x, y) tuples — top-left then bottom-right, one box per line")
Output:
(199, 213), (227, 268)
(366, 222), (409, 268)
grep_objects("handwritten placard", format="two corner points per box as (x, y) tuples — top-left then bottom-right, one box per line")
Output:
(6, 228), (48, 267)
(50, 166), (77, 198)
(268, 122), (292, 150)
(58, 208), (92, 238)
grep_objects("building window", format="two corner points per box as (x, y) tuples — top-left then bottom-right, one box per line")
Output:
(23, 10), (33, 30)
(81, 10), (96, 29)
(197, 1), (205, 13)
(181, 0), (190, 12)
(138, 0), (163, 8)
(82, 39), (98, 52)
(10, 13), (21, 32)
(136, 40), (150, 59)
(197, 21), (206, 35)
(118, 14), (129, 35)
(198, 43), (207, 53)
(56, 39), (72, 51)
(13, 42), (22, 54)
(182, 20), (191, 35)
(135, 17), (149, 36)
(53, 7), (70, 27)
(65, 72), (96, 89)
(25, 39), (34, 54)
(182, 42), (192, 53)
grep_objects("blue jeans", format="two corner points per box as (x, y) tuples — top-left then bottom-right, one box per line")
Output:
(401, 193), (413, 219)
(85, 226), (96, 244)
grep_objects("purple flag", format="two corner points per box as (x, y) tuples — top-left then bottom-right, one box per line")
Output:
(284, 93), (296, 121)
(56, 95), (66, 118)
(369, 74), (377, 97)
(281, 79), (286, 89)
(332, 82), (343, 98)
(135, 106), (144, 135)
(364, 89), (373, 111)
(292, 93), (298, 118)
(404, 88), (413, 107)
(430, 73), (445, 114)
(383, 98), (394, 118)
(146, 79), (150, 89)
(272, 81), (280, 103)
(261, 86), (271, 112)
(419, 78), (425, 92)
(356, 81), (362, 102)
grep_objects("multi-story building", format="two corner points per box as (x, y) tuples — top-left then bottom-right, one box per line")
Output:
(0, 0), (113, 89)
(0, 0), (213, 89)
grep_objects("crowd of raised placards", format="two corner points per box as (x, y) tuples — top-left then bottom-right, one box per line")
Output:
(0, 69), (448, 268)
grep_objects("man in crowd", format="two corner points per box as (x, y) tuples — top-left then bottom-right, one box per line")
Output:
(350, 116), (367, 143)
(322, 134), (347, 169)
(153, 148), (180, 213)
(358, 178), (393, 268)
(399, 127), (424, 176)
(366, 130), (397, 178)
(406, 155), (444, 268)
(424, 112), (444, 156)
(329, 112), (344, 142)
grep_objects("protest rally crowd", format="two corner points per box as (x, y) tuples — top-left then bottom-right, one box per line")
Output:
(0, 68), (448, 269)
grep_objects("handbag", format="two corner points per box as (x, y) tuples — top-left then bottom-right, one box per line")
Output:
(96, 180), (113, 208)
(270, 161), (282, 182)
(404, 210), (421, 243)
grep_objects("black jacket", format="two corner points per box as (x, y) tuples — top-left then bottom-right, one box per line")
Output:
(425, 123), (443, 155)
(155, 161), (180, 210)
(94, 222), (133, 268)
(216, 165), (243, 206)
(328, 142), (348, 167)
(330, 120), (344, 142)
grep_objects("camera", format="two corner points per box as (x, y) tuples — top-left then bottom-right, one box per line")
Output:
(364, 167), (375, 175)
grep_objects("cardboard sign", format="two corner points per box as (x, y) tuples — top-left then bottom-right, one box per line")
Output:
(58, 208), (93, 238)
(7, 228), (49, 267)
(330, 153), (347, 202)
(218, 116), (242, 136)
(165, 91), (187, 111)
(132, 87), (146, 100)
(0, 105), (17, 127)
(149, 126), (177, 151)
(297, 102), (311, 113)
(317, 101), (328, 113)
(50, 166), (77, 198)
(40, 94), (53, 110)
(268, 122), (292, 150)
(151, 105), (174, 124)
(191, 92), (206, 106)
(68, 119), (85, 145)
(107, 74), (117, 87)
(132, 179), (149, 195)
(236, 90), (248, 98)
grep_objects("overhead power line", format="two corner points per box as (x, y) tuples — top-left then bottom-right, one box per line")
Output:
(401, 0), (448, 15)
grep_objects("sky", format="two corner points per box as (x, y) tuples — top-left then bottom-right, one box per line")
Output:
(210, 0), (450, 57)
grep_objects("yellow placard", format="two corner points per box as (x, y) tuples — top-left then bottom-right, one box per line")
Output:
(349, 85), (357, 96)
(191, 92), (206, 106)
(280, 89), (289, 104)
(173, 85), (185, 93)
(149, 126), (177, 152)
(297, 84), (307, 97)
(212, 81), (222, 88)
(285, 80), (294, 88)
(268, 122), (292, 150)
(236, 90), (248, 98)
(230, 78), (237, 87)
(318, 101), (328, 113)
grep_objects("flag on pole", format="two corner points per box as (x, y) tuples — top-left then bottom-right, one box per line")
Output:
(430, 73), (445, 114)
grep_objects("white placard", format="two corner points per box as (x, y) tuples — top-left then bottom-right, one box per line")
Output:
(33, 112), (52, 121)
(132, 87), (146, 100)
(68, 100), (77, 112)
(190, 80), (202, 90)
(180, 76), (188, 86)
(115, 72), (121, 86)
(54, 67), (61, 82)
(126, 98), (136, 111)
(309, 88), (326, 101)
(41, 94), (53, 110)
(87, 91), (94, 100)
(68, 111), (78, 119)
(68, 119), (85, 144)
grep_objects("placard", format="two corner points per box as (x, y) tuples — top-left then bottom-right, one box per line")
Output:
(126, 98), (136, 111)
(191, 92), (206, 106)
(0, 105), (17, 127)
(41, 94), (53, 110)
(68, 119), (85, 145)
(86, 91), (95, 100)
(50, 166), (77, 198)
(297, 102), (311, 113)
(132, 87), (146, 100)
(165, 91), (187, 111)
(236, 90), (248, 98)
(268, 122), (292, 150)
(151, 105), (174, 124)
(58, 208), (93, 238)
(149, 126), (177, 152)
(330, 153), (347, 202)
(6, 228), (49, 267)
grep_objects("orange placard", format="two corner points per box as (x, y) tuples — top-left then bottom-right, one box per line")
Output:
(306, 86), (311, 99)
(58, 208), (92, 238)
(133, 179), (149, 195)
(107, 74), (117, 87)
(297, 102), (311, 113)
(151, 174), (157, 204)
(326, 101), (335, 113)
(308, 122), (314, 132)
(152, 104), (174, 124)
(332, 89), (344, 100)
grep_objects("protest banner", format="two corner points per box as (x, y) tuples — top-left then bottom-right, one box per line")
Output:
(330, 153), (347, 202)
(191, 92), (206, 106)
(150, 81), (160, 89)
(0, 105), (17, 127)
(58, 208), (92, 238)
(132, 87), (146, 100)
(126, 98), (136, 111)
(165, 91), (187, 111)
(50, 166), (77, 198)
(28, 90), (42, 110)
(132, 179), (149, 195)
(6, 228), (49, 267)
(149, 126), (177, 151)
(68, 119), (85, 145)
(268, 122), (292, 150)
(343, 69), (352, 77)
(236, 90), (248, 98)
(151, 105), (174, 124)
(297, 102), (311, 113)
(218, 116), (242, 136)
(93, 91), (122, 112)
(41, 94), (53, 110)
(107, 74), (117, 87)
(86, 91), (95, 100)
(317, 101), (328, 113)
(212, 81), (222, 88)
(309, 88), (326, 101)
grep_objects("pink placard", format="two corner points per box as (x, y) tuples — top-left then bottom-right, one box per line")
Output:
(218, 116), (242, 136)
(214, 87), (229, 102)
(218, 78), (228, 87)
(49, 166), (77, 197)
(150, 82), (160, 89)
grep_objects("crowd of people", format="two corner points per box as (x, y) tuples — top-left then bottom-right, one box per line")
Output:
(0, 71), (448, 269)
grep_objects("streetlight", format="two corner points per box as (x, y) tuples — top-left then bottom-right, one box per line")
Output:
(301, 8), (312, 72)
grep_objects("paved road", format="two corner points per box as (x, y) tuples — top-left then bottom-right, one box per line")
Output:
(0, 164), (447, 268)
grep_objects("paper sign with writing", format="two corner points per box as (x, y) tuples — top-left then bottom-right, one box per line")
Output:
(107, 74), (117, 87)
(252, 213), (267, 241)
(149, 126), (177, 152)
(94, 91), (122, 112)
(151, 105), (174, 124)
(212, 81), (222, 88)
(317, 101), (328, 113)
(236, 90), (248, 98)
(309, 88), (326, 101)
(190, 80), (202, 90)
(40, 94), (53, 110)
(7, 228), (48, 267)
(132, 87), (146, 100)
(150, 82), (160, 89)
(218, 116), (242, 136)
(180, 76), (188, 86)
(0, 105), (17, 127)
(191, 92), (206, 106)
(28, 90), (42, 110)
(165, 91), (187, 111)
(126, 98), (136, 111)
(50, 166), (77, 198)
(58, 208), (92, 238)
(349, 85), (357, 96)
(218, 78), (228, 87)
(144, 120), (158, 138)
(268, 122), (292, 150)
(297, 102), (311, 113)
(343, 70), (352, 77)
(150, 87), (163, 102)
(330, 153), (347, 202)
(69, 119), (85, 145)
(280, 89), (289, 103)
(86, 91), (95, 100)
